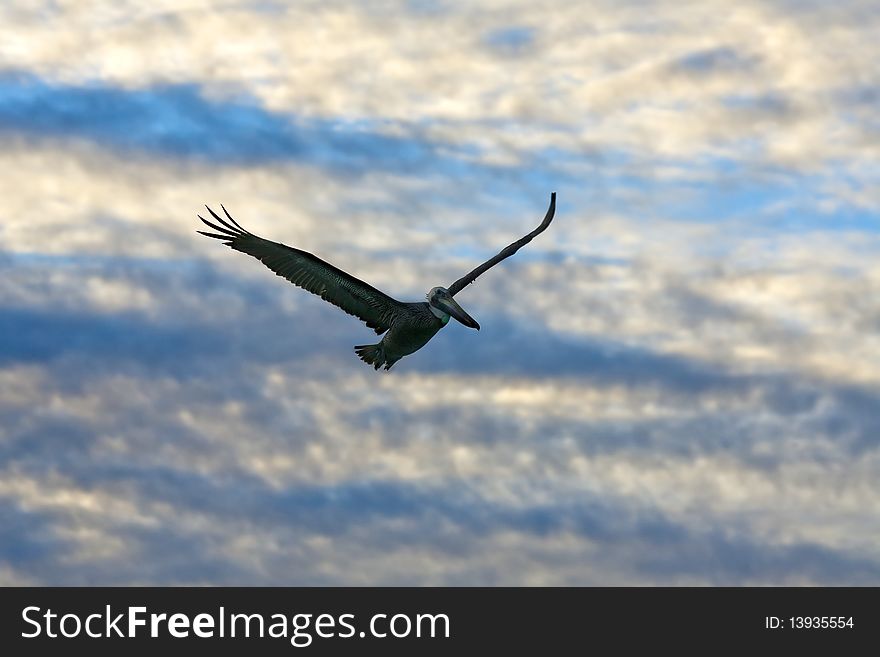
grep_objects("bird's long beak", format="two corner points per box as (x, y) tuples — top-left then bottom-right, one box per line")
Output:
(438, 296), (480, 330)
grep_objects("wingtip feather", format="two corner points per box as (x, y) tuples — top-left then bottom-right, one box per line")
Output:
(220, 204), (249, 233)
(197, 230), (233, 241)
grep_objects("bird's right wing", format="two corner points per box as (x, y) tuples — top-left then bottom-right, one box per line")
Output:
(198, 206), (405, 335)
(447, 192), (556, 296)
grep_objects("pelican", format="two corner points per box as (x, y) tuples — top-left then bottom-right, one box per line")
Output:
(197, 192), (556, 370)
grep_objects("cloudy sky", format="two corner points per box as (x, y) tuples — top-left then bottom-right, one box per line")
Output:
(1, 0), (878, 585)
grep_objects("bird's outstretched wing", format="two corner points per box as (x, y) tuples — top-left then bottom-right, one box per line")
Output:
(198, 205), (405, 335)
(447, 192), (556, 296)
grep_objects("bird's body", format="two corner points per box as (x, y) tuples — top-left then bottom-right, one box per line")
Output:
(355, 302), (446, 370)
(197, 193), (556, 370)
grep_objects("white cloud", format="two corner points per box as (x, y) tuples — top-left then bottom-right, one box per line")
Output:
(1, 1), (877, 182)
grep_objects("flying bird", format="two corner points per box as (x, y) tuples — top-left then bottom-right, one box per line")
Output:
(197, 192), (556, 370)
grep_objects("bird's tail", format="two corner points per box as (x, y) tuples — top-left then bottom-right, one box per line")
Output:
(354, 343), (397, 371)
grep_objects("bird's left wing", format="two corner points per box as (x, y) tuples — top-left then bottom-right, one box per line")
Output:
(198, 206), (405, 335)
(447, 192), (556, 297)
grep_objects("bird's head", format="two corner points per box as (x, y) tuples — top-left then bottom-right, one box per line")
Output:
(427, 287), (480, 330)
